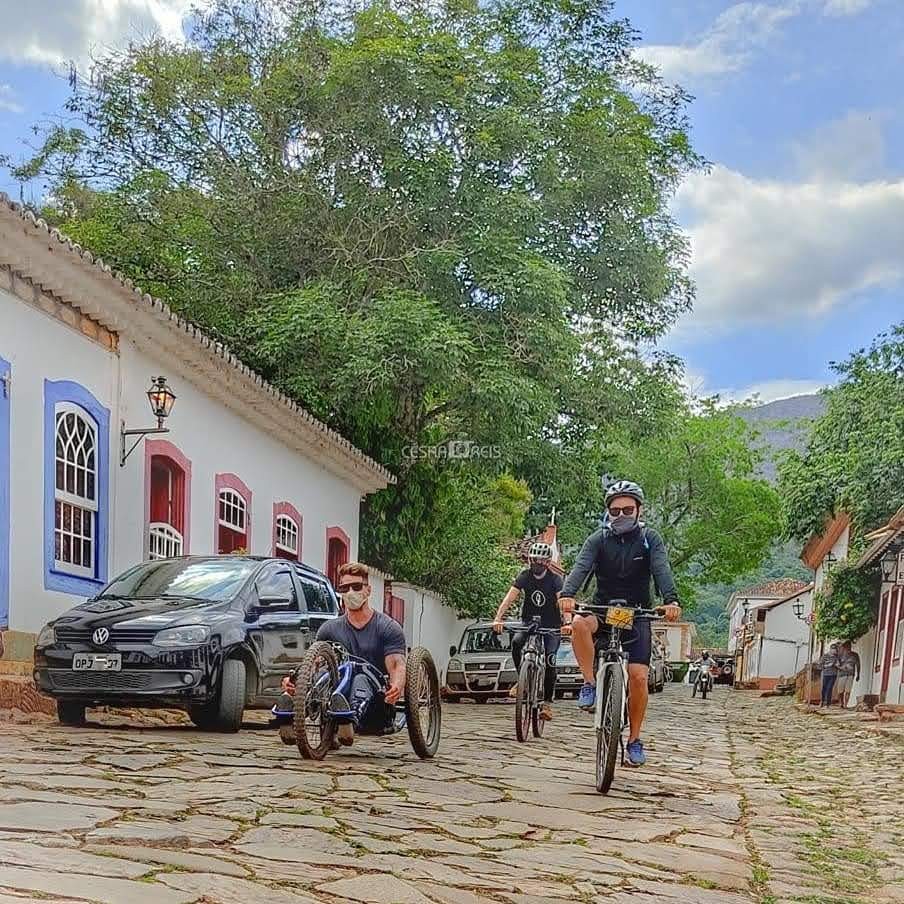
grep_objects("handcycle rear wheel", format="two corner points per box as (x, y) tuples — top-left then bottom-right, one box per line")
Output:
(405, 647), (442, 759)
(293, 641), (339, 760)
(515, 659), (535, 743)
(595, 669), (624, 794)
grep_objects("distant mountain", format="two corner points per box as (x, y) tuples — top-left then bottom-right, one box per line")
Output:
(736, 393), (826, 482)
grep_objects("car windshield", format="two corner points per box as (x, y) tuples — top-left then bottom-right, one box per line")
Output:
(97, 559), (259, 603)
(462, 628), (511, 654)
(556, 641), (576, 663)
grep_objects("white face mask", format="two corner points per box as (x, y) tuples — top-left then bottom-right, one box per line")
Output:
(343, 589), (368, 611)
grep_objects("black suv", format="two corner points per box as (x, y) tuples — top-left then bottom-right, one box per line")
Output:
(33, 556), (339, 731)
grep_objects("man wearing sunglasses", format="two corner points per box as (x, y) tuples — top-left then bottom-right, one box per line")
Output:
(559, 480), (681, 767)
(282, 562), (406, 745)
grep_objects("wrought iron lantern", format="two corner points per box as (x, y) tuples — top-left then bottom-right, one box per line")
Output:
(121, 376), (177, 466)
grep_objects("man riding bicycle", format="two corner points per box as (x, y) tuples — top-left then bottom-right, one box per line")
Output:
(492, 541), (562, 721)
(558, 480), (681, 767)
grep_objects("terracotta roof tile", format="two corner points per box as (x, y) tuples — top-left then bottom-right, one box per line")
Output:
(734, 579), (811, 599)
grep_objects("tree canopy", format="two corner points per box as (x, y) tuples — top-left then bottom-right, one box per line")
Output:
(6, 0), (783, 614)
(780, 322), (904, 541)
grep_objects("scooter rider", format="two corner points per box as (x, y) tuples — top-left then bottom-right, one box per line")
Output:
(558, 480), (681, 767)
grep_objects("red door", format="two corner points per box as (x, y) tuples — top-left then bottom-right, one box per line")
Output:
(881, 588), (901, 698)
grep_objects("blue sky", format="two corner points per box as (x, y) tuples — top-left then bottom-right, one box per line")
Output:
(1, 0), (902, 402)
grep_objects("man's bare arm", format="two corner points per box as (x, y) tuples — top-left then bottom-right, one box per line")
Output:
(384, 653), (406, 704)
(493, 587), (520, 631)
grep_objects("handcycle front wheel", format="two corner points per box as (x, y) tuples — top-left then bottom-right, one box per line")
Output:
(595, 668), (624, 794)
(293, 641), (339, 760)
(514, 659), (536, 743)
(405, 647), (441, 759)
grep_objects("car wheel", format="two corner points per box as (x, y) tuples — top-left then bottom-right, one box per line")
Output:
(57, 700), (86, 727)
(472, 696), (487, 704)
(445, 694), (461, 703)
(194, 658), (246, 733)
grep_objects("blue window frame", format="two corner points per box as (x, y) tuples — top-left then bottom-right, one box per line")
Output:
(0, 356), (9, 627)
(44, 380), (110, 596)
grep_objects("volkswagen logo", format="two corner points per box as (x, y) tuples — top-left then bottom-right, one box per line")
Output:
(92, 627), (110, 646)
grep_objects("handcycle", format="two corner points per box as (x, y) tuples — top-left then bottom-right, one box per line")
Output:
(271, 641), (441, 760)
(504, 618), (561, 743)
(575, 601), (661, 794)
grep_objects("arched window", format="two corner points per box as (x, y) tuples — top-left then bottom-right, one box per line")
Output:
(54, 403), (98, 578)
(326, 526), (350, 588)
(145, 440), (191, 560)
(215, 474), (252, 554)
(44, 380), (110, 595)
(272, 502), (302, 561)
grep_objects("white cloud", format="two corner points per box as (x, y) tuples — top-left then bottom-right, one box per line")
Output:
(673, 164), (904, 332)
(0, 0), (192, 67)
(718, 378), (828, 403)
(0, 84), (24, 113)
(791, 110), (886, 181)
(822, 0), (873, 15)
(635, 2), (797, 82)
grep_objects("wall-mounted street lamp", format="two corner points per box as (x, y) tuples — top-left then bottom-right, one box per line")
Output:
(120, 376), (177, 466)
(793, 597), (805, 620)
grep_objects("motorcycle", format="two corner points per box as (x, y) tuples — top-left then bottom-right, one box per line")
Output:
(691, 659), (714, 699)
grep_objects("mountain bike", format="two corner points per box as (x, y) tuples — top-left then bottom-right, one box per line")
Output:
(506, 619), (561, 743)
(577, 601), (661, 794)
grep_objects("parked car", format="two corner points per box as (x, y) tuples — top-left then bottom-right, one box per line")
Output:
(555, 639), (582, 698)
(33, 556), (339, 730)
(444, 622), (518, 702)
(648, 639), (666, 693)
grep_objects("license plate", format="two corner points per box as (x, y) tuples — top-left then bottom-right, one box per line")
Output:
(474, 677), (495, 688)
(606, 606), (635, 629)
(73, 653), (122, 671)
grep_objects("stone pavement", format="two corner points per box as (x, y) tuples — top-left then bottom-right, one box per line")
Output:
(0, 686), (900, 904)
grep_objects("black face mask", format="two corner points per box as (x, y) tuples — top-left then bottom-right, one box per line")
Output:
(530, 564), (547, 577)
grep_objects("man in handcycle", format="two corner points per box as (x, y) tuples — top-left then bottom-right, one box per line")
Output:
(492, 541), (562, 721)
(559, 480), (681, 767)
(280, 562), (406, 746)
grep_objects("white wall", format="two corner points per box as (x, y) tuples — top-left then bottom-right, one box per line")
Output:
(755, 593), (812, 682)
(391, 582), (471, 678)
(1, 287), (364, 634)
(655, 623), (693, 662)
(1, 288), (119, 633)
(117, 340), (361, 575)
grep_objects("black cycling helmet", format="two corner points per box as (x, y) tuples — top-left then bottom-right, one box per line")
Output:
(604, 479), (645, 508)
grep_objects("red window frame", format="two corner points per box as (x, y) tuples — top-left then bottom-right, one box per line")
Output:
(215, 473), (252, 554)
(326, 526), (350, 588)
(144, 440), (192, 555)
(272, 501), (303, 561)
(385, 594), (405, 627)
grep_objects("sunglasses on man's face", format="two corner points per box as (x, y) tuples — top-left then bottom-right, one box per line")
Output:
(338, 581), (365, 593)
(608, 505), (637, 517)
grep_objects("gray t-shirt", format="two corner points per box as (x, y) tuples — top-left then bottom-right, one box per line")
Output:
(316, 611), (406, 672)
(838, 650), (860, 676)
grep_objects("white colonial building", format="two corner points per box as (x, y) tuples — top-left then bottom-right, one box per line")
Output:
(0, 195), (396, 658)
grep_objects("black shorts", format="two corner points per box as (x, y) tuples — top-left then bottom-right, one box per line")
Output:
(592, 616), (651, 666)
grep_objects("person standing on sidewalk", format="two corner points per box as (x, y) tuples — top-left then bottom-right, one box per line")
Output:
(836, 641), (861, 708)
(818, 643), (840, 708)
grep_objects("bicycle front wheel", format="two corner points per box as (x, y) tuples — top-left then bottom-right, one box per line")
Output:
(595, 670), (624, 794)
(531, 664), (546, 738)
(515, 660), (535, 743)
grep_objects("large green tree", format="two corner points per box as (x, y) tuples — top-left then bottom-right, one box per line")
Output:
(9, 0), (701, 611)
(606, 404), (783, 603)
(780, 322), (904, 541)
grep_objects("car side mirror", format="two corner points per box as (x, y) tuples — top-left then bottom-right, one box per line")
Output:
(258, 594), (293, 608)
(449, 645), (457, 657)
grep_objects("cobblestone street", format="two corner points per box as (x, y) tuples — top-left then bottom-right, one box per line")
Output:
(0, 687), (901, 904)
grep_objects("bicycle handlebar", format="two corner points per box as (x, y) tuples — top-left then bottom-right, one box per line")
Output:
(573, 603), (664, 621)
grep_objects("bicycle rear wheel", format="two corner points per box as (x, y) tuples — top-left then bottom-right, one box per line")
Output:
(595, 670), (624, 794)
(531, 664), (546, 738)
(515, 660), (534, 743)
